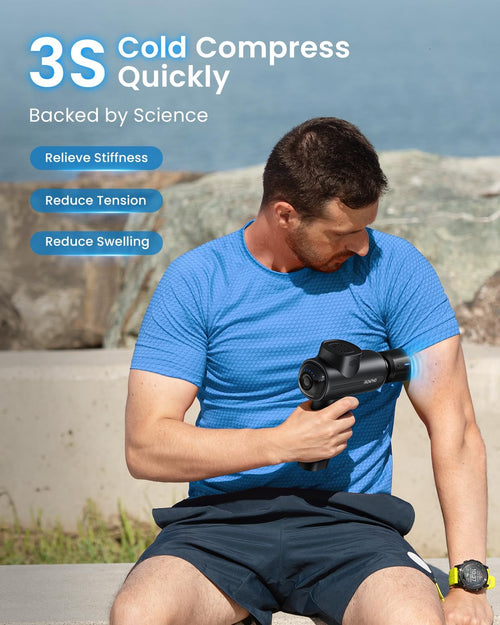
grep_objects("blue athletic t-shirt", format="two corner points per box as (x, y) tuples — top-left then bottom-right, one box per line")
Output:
(131, 223), (459, 498)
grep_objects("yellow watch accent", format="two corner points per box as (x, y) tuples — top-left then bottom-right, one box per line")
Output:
(435, 582), (445, 601)
(449, 567), (459, 586)
(449, 566), (496, 590)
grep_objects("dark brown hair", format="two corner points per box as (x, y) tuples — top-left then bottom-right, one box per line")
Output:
(262, 117), (388, 219)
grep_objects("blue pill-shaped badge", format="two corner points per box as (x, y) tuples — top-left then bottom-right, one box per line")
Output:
(30, 188), (163, 213)
(30, 146), (163, 170)
(30, 231), (163, 256)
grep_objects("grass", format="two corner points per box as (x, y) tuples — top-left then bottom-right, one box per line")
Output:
(0, 500), (159, 565)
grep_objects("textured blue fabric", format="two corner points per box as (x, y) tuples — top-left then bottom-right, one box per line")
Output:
(131, 223), (459, 497)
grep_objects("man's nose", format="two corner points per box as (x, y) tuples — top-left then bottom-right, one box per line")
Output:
(347, 229), (370, 257)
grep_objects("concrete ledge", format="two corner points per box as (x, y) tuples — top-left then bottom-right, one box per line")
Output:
(0, 560), (498, 625)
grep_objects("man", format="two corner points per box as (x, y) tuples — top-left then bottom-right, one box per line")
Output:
(110, 118), (493, 625)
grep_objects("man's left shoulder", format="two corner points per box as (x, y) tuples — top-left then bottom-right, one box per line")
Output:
(369, 228), (419, 253)
(368, 228), (430, 268)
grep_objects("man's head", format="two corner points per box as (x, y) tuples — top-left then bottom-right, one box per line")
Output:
(261, 117), (387, 220)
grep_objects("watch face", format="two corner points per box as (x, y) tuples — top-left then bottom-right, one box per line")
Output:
(460, 561), (488, 591)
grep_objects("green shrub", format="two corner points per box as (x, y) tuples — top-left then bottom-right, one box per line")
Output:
(0, 500), (158, 564)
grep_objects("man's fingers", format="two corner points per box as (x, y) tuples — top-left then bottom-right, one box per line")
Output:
(321, 396), (359, 419)
(337, 411), (356, 427)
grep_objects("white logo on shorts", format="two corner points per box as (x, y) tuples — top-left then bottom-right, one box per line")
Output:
(407, 551), (432, 573)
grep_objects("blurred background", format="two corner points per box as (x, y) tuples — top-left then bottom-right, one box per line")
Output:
(0, 0), (498, 563)
(1, 0), (499, 182)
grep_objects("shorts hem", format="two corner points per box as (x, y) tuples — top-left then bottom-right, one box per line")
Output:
(314, 561), (438, 625)
(136, 548), (272, 625)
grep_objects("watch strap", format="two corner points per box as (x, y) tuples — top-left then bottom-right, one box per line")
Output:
(449, 567), (460, 586)
(449, 565), (496, 590)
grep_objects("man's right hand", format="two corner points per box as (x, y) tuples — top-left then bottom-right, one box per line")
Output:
(271, 396), (358, 464)
(126, 370), (358, 482)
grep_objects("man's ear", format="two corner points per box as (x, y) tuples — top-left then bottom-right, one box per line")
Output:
(273, 201), (300, 229)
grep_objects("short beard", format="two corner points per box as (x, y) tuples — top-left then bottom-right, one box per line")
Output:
(284, 225), (352, 273)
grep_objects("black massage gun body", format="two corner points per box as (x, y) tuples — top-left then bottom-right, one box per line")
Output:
(298, 340), (411, 471)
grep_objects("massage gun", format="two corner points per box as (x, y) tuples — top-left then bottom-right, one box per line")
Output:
(297, 340), (411, 471)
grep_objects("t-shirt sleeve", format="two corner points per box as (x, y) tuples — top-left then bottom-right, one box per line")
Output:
(380, 238), (460, 355)
(130, 259), (208, 387)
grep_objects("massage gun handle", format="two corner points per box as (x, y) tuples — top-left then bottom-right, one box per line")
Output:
(299, 458), (330, 471)
(298, 397), (339, 472)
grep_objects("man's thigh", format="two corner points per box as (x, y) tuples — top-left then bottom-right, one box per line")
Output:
(110, 555), (250, 625)
(342, 566), (445, 625)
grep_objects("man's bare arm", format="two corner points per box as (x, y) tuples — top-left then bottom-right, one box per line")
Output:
(125, 369), (357, 482)
(405, 335), (492, 625)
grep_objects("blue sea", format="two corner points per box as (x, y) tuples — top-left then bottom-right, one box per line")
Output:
(1, 0), (499, 181)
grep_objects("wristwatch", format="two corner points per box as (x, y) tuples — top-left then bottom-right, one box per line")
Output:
(449, 560), (496, 592)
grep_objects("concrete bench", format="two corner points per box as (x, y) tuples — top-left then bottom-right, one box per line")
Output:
(1, 560), (498, 624)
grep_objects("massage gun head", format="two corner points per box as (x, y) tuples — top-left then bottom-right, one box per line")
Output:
(298, 340), (411, 405)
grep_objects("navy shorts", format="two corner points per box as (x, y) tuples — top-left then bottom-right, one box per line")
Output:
(135, 488), (439, 625)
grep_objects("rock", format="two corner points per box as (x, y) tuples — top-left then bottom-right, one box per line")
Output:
(456, 272), (500, 346)
(103, 152), (500, 348)
(0, 171), (203, 349)
(375, 151), (500, 308)
(66, 170), (202, 189)
(2, 154), (499, 350)
(103, 165), (263, 347)
(0, 285), (29, 349)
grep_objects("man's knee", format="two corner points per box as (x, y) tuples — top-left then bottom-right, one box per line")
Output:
(110, 589), (140, 625)
(109, 555), (249, 625)
(109, 559), (186, 625)
(110, 585), (177, 625)
(343, 566), (445, 625)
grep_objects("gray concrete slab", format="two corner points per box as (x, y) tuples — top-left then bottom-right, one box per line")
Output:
(0, 560), (498, 625)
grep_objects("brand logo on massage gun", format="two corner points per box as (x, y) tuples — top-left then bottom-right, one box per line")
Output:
(297, 340), (411, 472)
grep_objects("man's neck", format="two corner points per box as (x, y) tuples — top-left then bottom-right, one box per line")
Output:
(244, 212), (304, 273)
